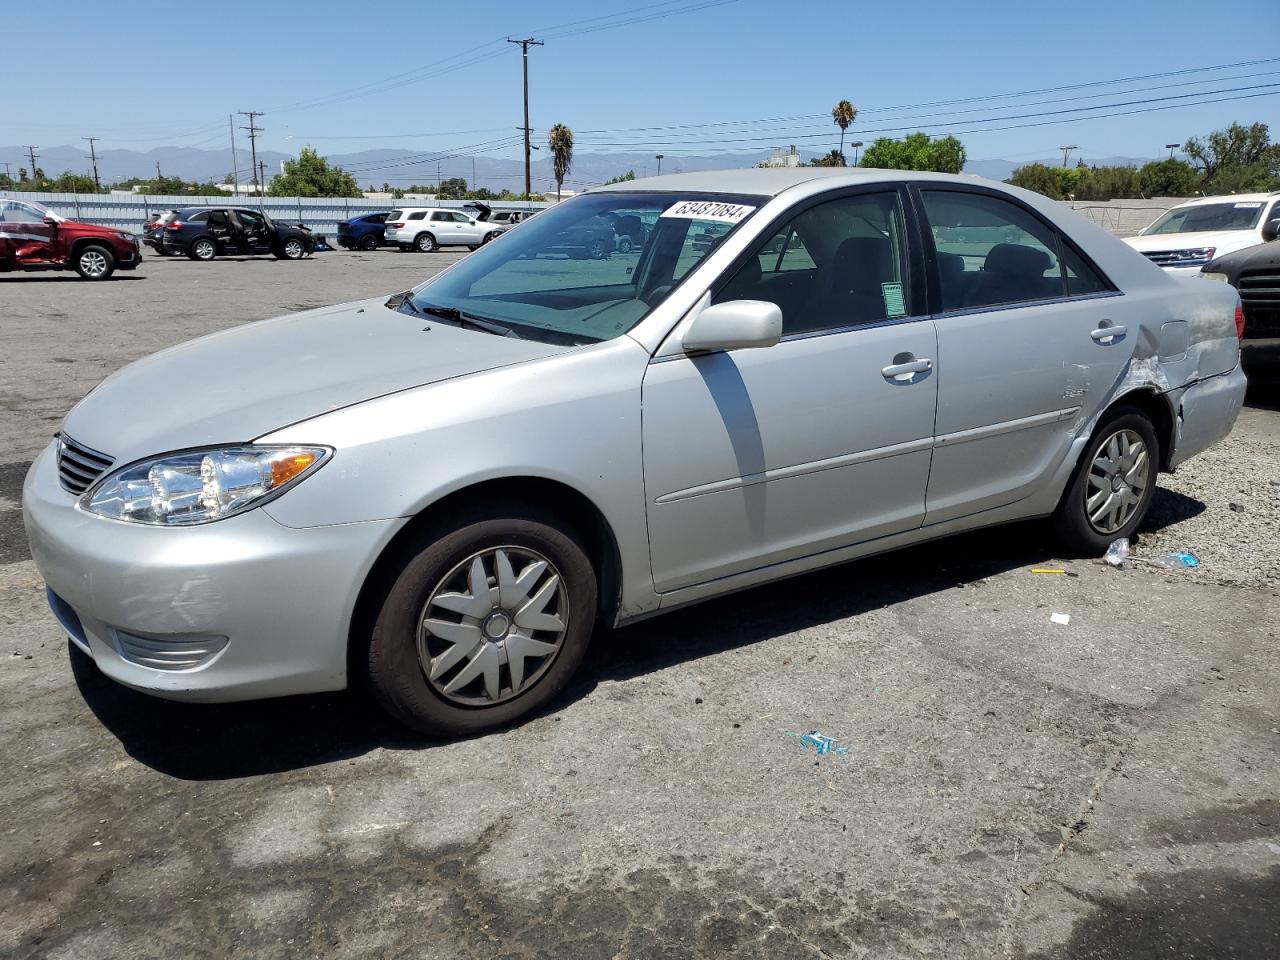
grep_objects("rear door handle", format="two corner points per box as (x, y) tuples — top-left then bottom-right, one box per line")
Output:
(1091, 322), (1127, 345)
(881, 357), (933, 383)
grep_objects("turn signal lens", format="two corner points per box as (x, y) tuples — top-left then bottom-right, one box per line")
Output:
(1235, 303), (1246, 340)
(271, 450), (321, 487)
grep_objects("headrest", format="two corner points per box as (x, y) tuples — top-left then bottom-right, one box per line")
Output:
(984, 242), (1050, 277)
(832, 236), (892, 293)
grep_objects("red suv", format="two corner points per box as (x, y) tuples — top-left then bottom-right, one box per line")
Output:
(0, 198), (142, 280)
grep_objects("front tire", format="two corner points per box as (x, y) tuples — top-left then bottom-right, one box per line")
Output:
(277, 238), (306, 260)
(74, 244), (115, 280)
(415, 232), (438, 253)
(368, 505), (598, 737)
(1053, 405), (1159, 555)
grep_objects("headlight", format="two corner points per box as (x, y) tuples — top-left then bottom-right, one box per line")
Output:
(1200, 271), (1230, 282)
(116, 232), (136, 242)
(84, 445), (331, 525)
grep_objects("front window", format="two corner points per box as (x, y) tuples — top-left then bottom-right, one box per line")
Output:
(1142, 201), (1266, 235)
(409, 191), (763, 344)
(0, 199), (49, 224)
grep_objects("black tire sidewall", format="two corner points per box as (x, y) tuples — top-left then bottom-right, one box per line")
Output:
(361, 234), (379, 251)
(190, 237), (216, 261)
(1054, 406), (1159, 555)
(368, 510), (597, 737)
(415, 233), (436, 252)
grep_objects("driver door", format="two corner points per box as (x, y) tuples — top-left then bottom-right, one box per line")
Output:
(0, 200), (58, 264)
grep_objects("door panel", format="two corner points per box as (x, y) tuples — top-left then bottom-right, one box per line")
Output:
(0, 200), (57, 263)
(642, 320), (938, 592)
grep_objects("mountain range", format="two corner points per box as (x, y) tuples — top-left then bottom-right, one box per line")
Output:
(1, 144), (1156, 191)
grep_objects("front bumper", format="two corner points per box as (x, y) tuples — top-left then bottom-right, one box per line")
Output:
(22, 442), (402, 702)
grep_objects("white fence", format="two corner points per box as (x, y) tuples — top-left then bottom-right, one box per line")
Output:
(1062, 198), (1186, 237)
(1, 192), (551, 238)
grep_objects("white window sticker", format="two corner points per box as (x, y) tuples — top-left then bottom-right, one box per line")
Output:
(660, 200), (755, 224)
(881, 281), (906, 318)
(1234, 201), (1263, 208)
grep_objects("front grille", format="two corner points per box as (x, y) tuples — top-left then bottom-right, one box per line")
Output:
(1239, 271), (1280, 339)
(56, 434), (114, 495)
(1141, 248), (1216, 269)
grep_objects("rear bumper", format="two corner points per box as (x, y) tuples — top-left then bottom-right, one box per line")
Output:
(1168, 365), (1248, 468)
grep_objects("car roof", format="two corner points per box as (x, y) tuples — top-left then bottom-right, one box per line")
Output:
(1172, 191), (1280, 208)
(588, 167), (995, 197)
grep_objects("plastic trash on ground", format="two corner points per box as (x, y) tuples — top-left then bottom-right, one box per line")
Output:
(795, 731), (851, 756)
(1050, 612), (1071, 625)
(1151, 550), (1200, 569)
(1104, 538), (1130, 567)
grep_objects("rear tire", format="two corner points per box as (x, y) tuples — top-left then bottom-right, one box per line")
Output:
(367, 504), (597, 737)
(415, 232), (438, 253)
(1053, 405), (1159, 556)
(189, 237), (216, 261)
(360, 234), (379, 251)
(74, 244), (115, 280)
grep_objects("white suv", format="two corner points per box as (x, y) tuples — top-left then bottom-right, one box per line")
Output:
(383, 208), (505, 253)
(1124, 192), (1280, 275)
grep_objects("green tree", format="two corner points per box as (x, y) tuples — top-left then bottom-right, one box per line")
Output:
(605, 170), (637, 184)
(1007, 163), (1067, 199)
(1137, 158), (1199, 197)
(831, 99), (857, 157)
(267, 146), (361, 198)
(1184, 122), (1280, 193)
(810, 149), (847, 167)
(434, 177), (469, 199)
(860, 133), (966, 174)
(548, 123), (574, 201)
(1075, 165), (1143, 201)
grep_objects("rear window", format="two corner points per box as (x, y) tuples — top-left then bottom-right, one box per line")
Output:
(186, 211), (209, 223)
(387, 210), (404, 221)
(409, 211), (428, 221)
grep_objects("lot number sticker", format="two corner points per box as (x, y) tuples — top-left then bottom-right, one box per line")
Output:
(660, 201), (756, 224)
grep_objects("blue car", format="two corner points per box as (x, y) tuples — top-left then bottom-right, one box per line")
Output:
(337, 212), (389, 250)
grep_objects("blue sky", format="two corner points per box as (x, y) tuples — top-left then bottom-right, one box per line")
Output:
(7, 0), (1280, 167)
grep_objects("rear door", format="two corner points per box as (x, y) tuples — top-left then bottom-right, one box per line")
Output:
(913, 185), (1133, 524)
(0, 200), (57, 264)
(643, 187), (938, 592)
(206, 209), (234, 251)
(233, 209), (275, 255)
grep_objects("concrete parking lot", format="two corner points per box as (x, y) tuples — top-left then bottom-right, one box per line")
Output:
(1, 250), (1278, 959)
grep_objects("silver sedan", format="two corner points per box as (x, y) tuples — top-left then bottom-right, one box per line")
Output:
(24, 169), (1246, 735)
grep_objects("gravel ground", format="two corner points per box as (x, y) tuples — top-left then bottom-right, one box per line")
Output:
(1, 252), (1277, 959)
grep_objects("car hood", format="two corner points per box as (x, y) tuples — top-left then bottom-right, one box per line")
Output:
(1124, 230), (1257, 255)
(61, 296), (570, 463)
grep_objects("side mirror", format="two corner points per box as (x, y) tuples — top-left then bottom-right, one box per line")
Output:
(1263, 217), (1280, 243)
(43, 216), (57, 226)
(683, 299), (782, 353)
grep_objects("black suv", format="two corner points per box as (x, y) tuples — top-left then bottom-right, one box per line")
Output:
(162, 207), (314, 261)
(1203, 214), (1280, 383)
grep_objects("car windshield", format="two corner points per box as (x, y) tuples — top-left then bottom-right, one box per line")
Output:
(408, 191), (764, 345)
(1143, 201), (1266, 235)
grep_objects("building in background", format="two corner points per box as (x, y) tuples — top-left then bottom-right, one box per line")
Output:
(762, 146), (802, 168)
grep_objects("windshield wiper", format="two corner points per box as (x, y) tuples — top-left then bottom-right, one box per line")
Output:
(417, 303), (520, 338)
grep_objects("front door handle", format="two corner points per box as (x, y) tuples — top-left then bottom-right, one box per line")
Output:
(881, 356), (934, 383)
(1091, 322), (1127, 345)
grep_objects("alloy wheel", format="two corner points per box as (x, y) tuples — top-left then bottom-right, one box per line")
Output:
(284, 239), (304, 259)
(79, 250), (108, 277)
(417, 546), (568, 706)
(194, 239), (215, 260)
(1085, 428), (1150, 534)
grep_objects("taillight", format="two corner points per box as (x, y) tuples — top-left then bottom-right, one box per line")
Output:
(389, 222), (404, 228)
(1235, 302), (1246, 339)
(165, 222), (183, 231)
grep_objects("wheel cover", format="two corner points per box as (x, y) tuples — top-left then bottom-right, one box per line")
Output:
(1086, 428), (1150, 535)
(417, 546), (569, 706)
(80, 250), (107, 276)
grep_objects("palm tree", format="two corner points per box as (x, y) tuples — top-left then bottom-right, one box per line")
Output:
(548, 123), (574, 201)
(831, 100), (858, 160)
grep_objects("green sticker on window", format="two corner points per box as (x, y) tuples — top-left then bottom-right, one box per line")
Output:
(881, 282), (906, 317)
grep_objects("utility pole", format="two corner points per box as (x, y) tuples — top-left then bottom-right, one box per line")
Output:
(1165, 142), (1181, 159)
(507, 37), (543, 198)
(229, 115), (240, 194)
(24, 145), (39, 181)
(437, 160), (441, 194)
(83, 137), (101, 192)
(1059, 144), (1078, 168)
(155, 160), (162, 180)
(655, 154), (664, 175)
(471, 156), (476, 192)
(258, 160), (267, 196)
(239, 110), (264, 195)
(1, 162), (12, 183)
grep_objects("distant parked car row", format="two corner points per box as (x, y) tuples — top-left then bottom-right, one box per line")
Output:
(142, 207), (315, 261)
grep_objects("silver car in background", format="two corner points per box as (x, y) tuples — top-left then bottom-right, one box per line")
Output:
(24, 169), (1246, 736)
